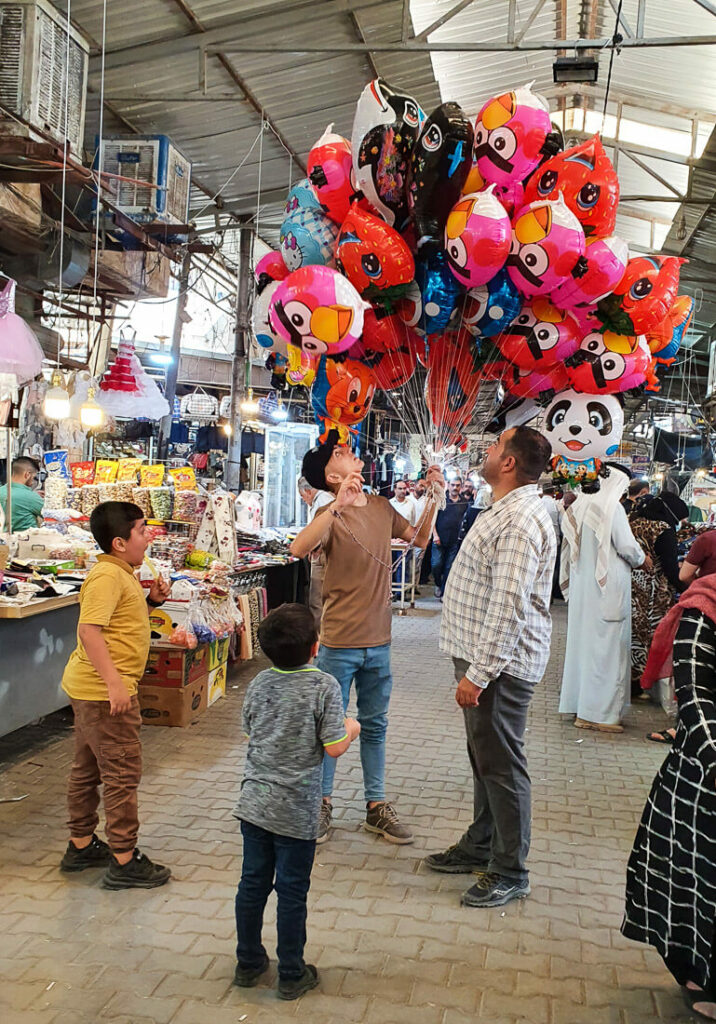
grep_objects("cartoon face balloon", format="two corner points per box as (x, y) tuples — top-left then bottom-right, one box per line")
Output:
(284, 178), (322, 216)
(543, 388), (624, 462)
(523, 135), (620, 239)
(444, 188), (511, 288)
(474, 85), (552, 188)
(503, 361), (569, 402)
(311, 356), (377, 439)
(646, 295), (693, 365)
(351, 77), (424, 229)
(460, 270), (522, 339)
(269, 266), (364, 357)
(280, 207), (339, 272)
(408, 102), (474, 248)
(335, 204), (414, 295)
(413, 250), (463, 335)
(307, 124), (355, 225)
(507, 197), (586, 299)
(567, 331), (658, 394)
(350, 308), (418, 390)
(551, 235), (629, 310)
(494, 299), (580, 371)
(252, 280), (287, 357)
(596, 255), (686, 335)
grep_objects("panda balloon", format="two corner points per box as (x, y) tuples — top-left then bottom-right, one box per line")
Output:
(542, 388), (624, 486)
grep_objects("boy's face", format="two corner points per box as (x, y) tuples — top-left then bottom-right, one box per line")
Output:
(112, 518), (149, 567)
(325, 445), (364, 490)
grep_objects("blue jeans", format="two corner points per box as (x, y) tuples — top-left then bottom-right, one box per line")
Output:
(235, 820), (316, 980)
(431, 540), (459, 592)
(317, 643), (392, 802)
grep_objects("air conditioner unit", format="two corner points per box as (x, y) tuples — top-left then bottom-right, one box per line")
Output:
(97, 135), (192, 225)
(0, 0), (89, 154)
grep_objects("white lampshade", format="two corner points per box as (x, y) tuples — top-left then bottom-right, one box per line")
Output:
(43, 371), (70, 420)
(80, 387), (105, 429)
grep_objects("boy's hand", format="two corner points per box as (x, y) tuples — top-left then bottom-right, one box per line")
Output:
(148, 576), (171, 605)
(107, 676), (132, 716)
(345, 716), (361, 741)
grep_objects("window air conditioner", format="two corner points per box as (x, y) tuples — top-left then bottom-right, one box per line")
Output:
(98, 135), (192, 224)
(0, 0), (89, 154)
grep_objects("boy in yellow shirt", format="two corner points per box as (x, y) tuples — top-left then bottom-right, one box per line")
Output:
(60, 501), (171, 889)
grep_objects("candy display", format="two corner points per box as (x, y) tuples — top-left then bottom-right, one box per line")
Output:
(140, 464), (165, 488)
(169, 467), (197, 491)
(94, 459), (119, 484)
(117, 458), (142, 483)
(150, 487), (173, 521)
(44, 477), (68, 510)
(81, 486), (100, 516)
(115, 481), (136, 503)
(97, 483), (119, 503)
(66, 488), (82, 511)
(173, 490), (199, 523)
(132, 487), (153, 519)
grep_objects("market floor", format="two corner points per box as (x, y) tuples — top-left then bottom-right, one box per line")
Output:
(0, 601), (695, 1024)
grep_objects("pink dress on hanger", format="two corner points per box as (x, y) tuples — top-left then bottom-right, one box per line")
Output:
(0, 279), (44, 385)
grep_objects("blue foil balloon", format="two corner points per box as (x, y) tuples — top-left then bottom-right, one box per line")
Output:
(279, 207), (339, 271)
(284, 178), (322, 215)
(460, 269), (522, 340)
(414, 249), (463, 336)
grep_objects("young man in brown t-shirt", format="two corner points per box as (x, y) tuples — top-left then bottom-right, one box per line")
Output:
(291, 433), (443, 843)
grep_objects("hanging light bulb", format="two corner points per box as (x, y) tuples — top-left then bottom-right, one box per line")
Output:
(241, 388), (259, 415)
(273, 398), (288, 421)
(80, 386), (105, 429)
(43, 369), (70, 420)
(222, 421), (233, 436)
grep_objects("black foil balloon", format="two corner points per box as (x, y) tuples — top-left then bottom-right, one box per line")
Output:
(407, 101), (474, 251)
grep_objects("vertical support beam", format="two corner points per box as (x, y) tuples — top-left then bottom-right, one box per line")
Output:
(636, 0), (646, 37)
(225, 225), (253, 493)
(158, 253), (191, 459)
(507, 0), (517, 43)
(4, 426), (12, 533)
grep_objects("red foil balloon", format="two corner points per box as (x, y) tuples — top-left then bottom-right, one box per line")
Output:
(336, 204), (415, 295)
(494, 299), (580, 371)
(425, 328), (482, 446)
(503, 361), (569, 401)
(597, 255), (686, 336)
(523, 135), (620, 239)
(567, 332), (659, 393)
(307, 125), (355, 224)
(350, 308), (418, 390)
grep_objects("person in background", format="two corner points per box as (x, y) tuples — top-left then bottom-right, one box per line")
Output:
(431, 477), (469, 599)
(233, 603), (359, 1000)
(559, 466), (648, 734)
(0, 456), (43, 531)
(60, 502), (171, 889)
(389, 480), (418, 597)
(628, 492), (689, 707)
(622, 478), (650, 516)
(412, 479), (429, 594)
(426, 427), (555, 908)
(460, 481), (476, 504)
(298, 477), (334, 631)
(541, 485), (562, 602)
(680, 527), (716, 587)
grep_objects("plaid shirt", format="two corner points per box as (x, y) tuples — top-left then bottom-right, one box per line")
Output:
(440, 484), (556, 688)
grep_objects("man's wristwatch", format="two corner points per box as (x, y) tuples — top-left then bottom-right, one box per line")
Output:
(146, 596), (164, 608)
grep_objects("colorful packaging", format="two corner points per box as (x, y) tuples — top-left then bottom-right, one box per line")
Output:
(43, 449), (70, 481)
(94, 459), (118, 484)
(173, 490), (199, 523)
(70, 461), (95, 487)
(117, 458), (142, 483)
(140, 464), (165, 487)
(169, 467), (197, 491)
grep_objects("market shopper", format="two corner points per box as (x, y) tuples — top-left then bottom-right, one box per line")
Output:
(290, 430), (444, 844)
(298, 477), (333, 630)
(389, 481), (417, 595)
(680, 526), (716, 586)
(431, 476), (469, 598)
(427, 427), (555, 908)
(59, 501), (171, 889)
(233, 603), (359, 1000)
(0, 456), (43, 531)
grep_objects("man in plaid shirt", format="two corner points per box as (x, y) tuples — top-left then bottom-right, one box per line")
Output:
(426, 426), (556, 908)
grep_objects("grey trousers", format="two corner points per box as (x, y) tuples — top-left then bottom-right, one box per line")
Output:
(308, 556), (325, 632)
(452, 657), (535, 882)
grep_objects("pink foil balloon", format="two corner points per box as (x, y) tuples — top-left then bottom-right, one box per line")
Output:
(268, 265), (364, 357)
(551, 235), (629, 309)
(474, 84), (552, 188)
(443, 187), (511, 288)
(507, 196), (586, 299)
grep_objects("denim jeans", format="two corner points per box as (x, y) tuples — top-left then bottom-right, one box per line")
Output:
(235, 820), (316, 980)
(317, 643), (392, 802)
(431, 540), (459, 592)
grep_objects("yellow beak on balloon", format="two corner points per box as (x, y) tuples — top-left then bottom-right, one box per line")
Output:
(481, 93), (517, 131)
(310, 304), (354, 345)
(514, 206), (552, 244)
(446, 199), (475, 239)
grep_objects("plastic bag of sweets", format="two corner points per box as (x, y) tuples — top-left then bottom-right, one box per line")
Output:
(44, 476), (68, 510)
(97, 483), (119, 503)
(139, 464), (165, 488)
(132, 487), (152, 519)
(115, 481), (135, 503)
(117, 458), (141, 483)
(94, 459), (118, 484)
(173, 490), (198, 523)
(169, 466), (197, 491)
(150, 486), (173, 521)
(70, 461), (95, 487)
(81, 485), (100, 516)
(44, 449), (71, 481)
(66, 488), (82, 511)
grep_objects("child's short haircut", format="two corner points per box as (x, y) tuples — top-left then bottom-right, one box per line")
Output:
(90, 501), (144, 554)
(258, 603), (318, 670)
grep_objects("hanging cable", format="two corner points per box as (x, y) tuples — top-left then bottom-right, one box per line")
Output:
(601, 0), (624, 132)
(91, 0), (108, 340)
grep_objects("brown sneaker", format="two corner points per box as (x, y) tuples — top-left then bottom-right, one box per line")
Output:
(364, 801), (414, 844)
(316, 800), (332, 845)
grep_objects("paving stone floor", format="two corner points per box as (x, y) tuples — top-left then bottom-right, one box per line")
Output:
(0, 600), (698, 1024)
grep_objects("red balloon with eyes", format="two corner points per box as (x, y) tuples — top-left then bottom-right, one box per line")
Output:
(523, 135), (619, 239)
(350, 309), (418, 390)
(597, 254), (686, 335)
(494, 299), (580, 371)
(336, 204), (415, 296)
(425, 328), (482, 446)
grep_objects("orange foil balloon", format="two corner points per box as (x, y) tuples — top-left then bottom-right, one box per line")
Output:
(335, 204), (415, 295)
(597, 255), (686, 335)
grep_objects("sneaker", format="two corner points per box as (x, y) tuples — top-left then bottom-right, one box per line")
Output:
(424, 844), (489, 874)
(278, 964), (319, 1000)
(364, 801), (414, 845)
(316, 800), (332, 845)
(434, 586), (443, 599)
(234, 953), (269, 988)
(60, 834), (111, 873)
(101, 848), (171, 890)
(460, 872), (530, 908)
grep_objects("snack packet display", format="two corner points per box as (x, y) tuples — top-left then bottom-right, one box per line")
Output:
(44, 449), (70, 481)
(97, 483), (119, 503)
(173, 490), (199, 523)
(117, 458), (142, 483)
(81, 485), (100, 516)
(115, 481), (135, 502)
(44, 476), (68, 510)
(132, 487), (152, 518)
(70, 461), (95, 487)
(94, 460), (118, 484)
(140, 464), (165, 487)
(150, 486), (173, 521)
(169, 466), (197, 491)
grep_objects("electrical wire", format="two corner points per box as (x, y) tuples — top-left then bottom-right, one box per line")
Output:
(601, 0), (624, 132)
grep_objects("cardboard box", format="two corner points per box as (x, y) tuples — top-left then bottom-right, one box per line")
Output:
(141, 644), (208, 688)
(139, 675), (208, 727)
(208, 636), (231, 671)
(207, 663), (227, 707)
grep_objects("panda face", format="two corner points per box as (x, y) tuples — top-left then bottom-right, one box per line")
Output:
(543, 387), (624, 462)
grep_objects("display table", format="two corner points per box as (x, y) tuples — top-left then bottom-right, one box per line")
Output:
(391, 542), (417, 614)
(0, 594), (80, 738)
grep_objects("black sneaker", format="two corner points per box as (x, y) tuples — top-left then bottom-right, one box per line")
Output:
(424, 844), (489, 874)
(101, 848), (171, 890)
(234, 953), (269, 988)
(316, 800), (332, 845)
(460, 872), (530, 908)
(277, 964), (319, 1000)
(60, 834), (111, 873)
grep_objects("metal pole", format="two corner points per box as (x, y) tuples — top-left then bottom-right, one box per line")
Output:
(158, 253), (191, 459)
(225, 224), (253, 492)
(5, 426), (12, 534)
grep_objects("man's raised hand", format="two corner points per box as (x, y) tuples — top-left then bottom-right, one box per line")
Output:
(335, 471), (364, 509)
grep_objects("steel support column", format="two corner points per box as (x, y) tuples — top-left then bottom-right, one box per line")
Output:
(158, 253), (191, 459)
(225, 226), (253, 493)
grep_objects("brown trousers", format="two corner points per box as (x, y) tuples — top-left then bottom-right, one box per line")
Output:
(67, 696), (142, 853)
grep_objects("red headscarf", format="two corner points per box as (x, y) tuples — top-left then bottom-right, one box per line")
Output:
(642, 575), (716, 689)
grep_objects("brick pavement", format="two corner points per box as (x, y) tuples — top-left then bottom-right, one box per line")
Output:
(0, 601), (697, 1024)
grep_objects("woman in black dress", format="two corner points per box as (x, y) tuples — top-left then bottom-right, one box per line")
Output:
(622, 584), (716, 1019)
